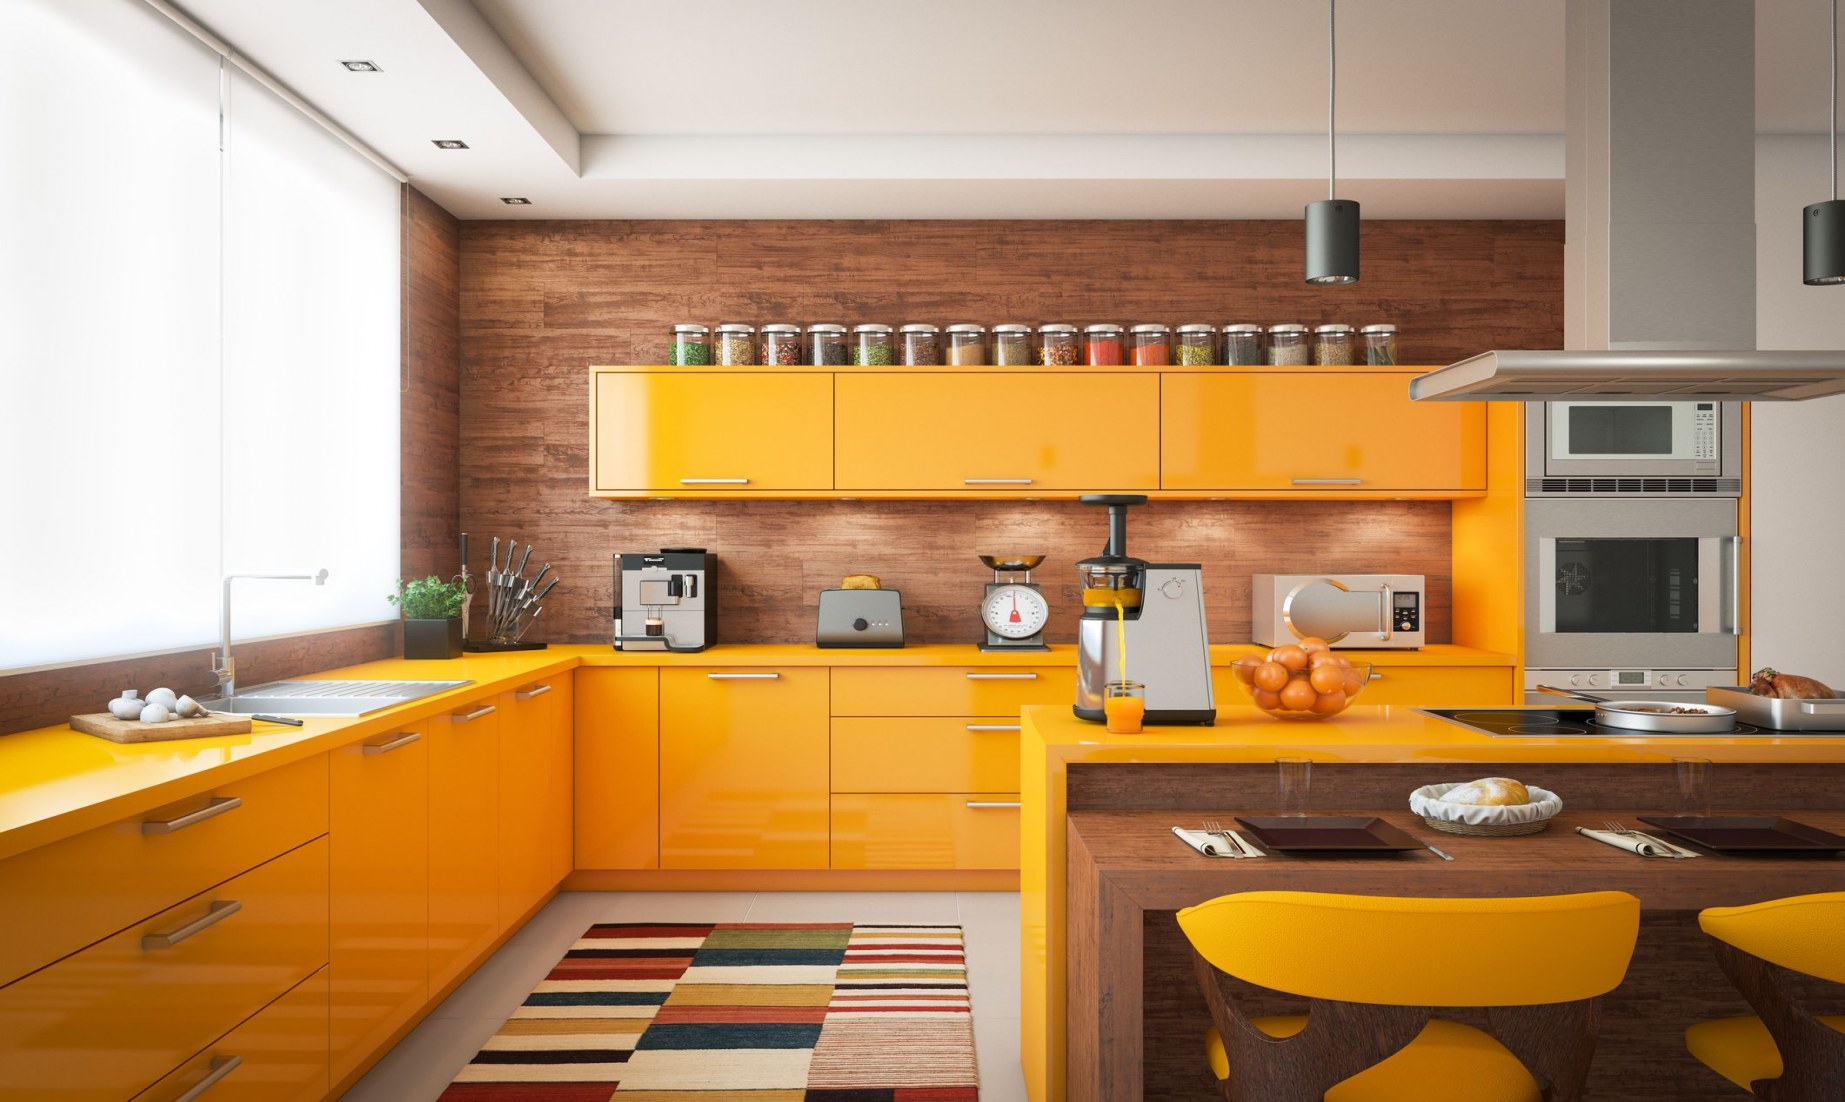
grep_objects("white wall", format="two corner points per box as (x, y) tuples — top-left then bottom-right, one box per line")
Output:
(1752, 135), (1845, 684)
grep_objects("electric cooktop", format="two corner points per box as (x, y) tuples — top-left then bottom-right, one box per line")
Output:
(1422, 707), (1773, 737)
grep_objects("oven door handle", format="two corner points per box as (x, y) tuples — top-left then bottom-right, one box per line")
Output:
(1720, 535), (1743, 636)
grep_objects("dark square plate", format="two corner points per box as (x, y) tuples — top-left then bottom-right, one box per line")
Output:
(1234, 816), (1426, 852)
(1636, 816), (1845, 853)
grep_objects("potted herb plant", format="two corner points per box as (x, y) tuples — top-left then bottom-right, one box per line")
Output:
(390, 575), (468, 659)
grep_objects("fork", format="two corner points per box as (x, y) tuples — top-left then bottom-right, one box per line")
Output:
(1201, 820), (1246, 858)
(1603, 819), (1688, 858)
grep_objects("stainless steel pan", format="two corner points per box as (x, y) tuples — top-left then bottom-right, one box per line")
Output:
(1536, 685), (1738, 733)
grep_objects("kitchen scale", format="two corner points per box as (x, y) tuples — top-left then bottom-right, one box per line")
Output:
(978, 554), (1050, 651)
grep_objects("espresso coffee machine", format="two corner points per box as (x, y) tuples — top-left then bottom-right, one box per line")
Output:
(1072, 495), (1215, 725)
(613, 549), (716, 652)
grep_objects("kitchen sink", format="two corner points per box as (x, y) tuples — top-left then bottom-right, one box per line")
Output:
(203, 679), (473, 717)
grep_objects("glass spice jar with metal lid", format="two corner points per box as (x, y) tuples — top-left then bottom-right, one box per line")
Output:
(991, 324), (1032, 366)
(669, 323), (711, 366)
(1129, 323), (1171, 366)
(1313, 323), (1356, 366)
(759, 323), (802, 365)
(1221, 323), (1264, 365)
(899, 323), (940, 366)
(851, 324), (895, 366)
(1036, 323), (1079, 366)
(1361, 323), (1398, 366)
(1174, 324), (1217, 365)
(807, 323), (848, 366)
(714, 323), (758, 365)
(1083, 324), (1124, 366)
(1266, 323), (1310, 365)
(944, 323), (986, 365)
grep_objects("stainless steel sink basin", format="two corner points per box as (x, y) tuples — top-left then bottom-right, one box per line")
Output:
(203, 679), (473, 717)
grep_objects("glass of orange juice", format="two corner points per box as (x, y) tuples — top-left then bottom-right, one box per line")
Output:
(1104, 680), (1146, 734)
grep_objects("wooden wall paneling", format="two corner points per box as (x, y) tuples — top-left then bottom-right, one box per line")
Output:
(402, 185), (462, 585)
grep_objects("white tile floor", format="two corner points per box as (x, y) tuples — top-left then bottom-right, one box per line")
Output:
(340, 891), (1027, 1102)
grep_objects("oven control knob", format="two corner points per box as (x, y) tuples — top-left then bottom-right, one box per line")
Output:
(1676, 674), (1690, 687)
(1569, 674), (1583, 686)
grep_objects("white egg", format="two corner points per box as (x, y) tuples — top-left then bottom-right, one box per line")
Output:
(146, 687), (178, 708)
(108, 697), (144, 720)
(175, 695), (204, 718)
(139, 702), (173, 723)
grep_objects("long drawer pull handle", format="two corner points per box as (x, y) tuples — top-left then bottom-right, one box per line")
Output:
(966, 801), (1022, 809)
(680, 478), (750, 485)
(172, 1055), (243, 1102)
(1290, 477), (1363, 485)
(453, 704), (497, 722)
(963, 478), (1034, 485)
(1369, 670), (1384, 680)
(143, 899), (241, 951)
(141, 796), (242, 836)
(515, 683), (553, 700)
(363, 731), (422, 755)
(966, 724), (1022, 732)
(706, 672), (782, 680)
(966, 672), (1037, 680)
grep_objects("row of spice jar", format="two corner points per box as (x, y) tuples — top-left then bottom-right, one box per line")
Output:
(668, 322), (1399, 368)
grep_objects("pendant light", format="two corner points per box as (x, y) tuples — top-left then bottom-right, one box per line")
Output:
(1807, 0), (1844, 285)
(1305, 0), (1358, 284)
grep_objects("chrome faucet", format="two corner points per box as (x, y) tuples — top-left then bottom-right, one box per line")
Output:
(214, 569), (329, 699)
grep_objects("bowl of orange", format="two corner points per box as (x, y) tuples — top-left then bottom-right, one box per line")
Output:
(1230, 638), (1371, 720)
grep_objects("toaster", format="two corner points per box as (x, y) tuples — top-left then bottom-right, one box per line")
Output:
(817, 589), (904, 648)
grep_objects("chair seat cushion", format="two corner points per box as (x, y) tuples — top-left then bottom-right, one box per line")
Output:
(1684, 1014), (1845, 1090)
(1206, 1017), (1540, 1102)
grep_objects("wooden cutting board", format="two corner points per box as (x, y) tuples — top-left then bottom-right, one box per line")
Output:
(70, 712), (254, 743)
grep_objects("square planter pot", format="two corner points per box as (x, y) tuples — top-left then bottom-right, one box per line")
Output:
(404, 617), (463, 660)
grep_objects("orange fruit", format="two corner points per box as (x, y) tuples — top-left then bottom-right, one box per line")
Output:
(1311, 689), (1347, 714)
(1278, 679), (1317, 712)
(1252, 688), (1283, 711)
(1308, 650), (1344, 669)
(1252, 661), (1290, 693)
(1298, 636), (1331, 653)
(1270, 645), (1309, 671)
(1342, 667), (1367, 695)
(1308, 665), (1346, 694)
(1232, 655), (1263, 685)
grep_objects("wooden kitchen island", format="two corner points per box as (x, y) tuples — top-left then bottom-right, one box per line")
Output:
(1019, 704), (1845, 1102)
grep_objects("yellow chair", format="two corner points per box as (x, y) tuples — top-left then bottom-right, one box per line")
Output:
(1686, 892), (1845, 1100)
(1176, 890), (1641, 1102)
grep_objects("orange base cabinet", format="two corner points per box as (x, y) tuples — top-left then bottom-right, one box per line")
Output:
(428, 704), (501, 995)
(831, 794), (1021, 870)
(497, 678), (570, 929)
(592, 370), (833, 493)
(1162, 372), (1486, 492)
(832, 717), (1021, 793)
(133, 967), (329, 1102)
(831, 667), (1075, 717)
(659, 668), (830, 869)
(575, 667), (661, 869)
(1211, 663), (1514, 708)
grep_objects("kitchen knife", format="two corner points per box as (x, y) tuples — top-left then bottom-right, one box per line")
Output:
(514, 544), (534, 579)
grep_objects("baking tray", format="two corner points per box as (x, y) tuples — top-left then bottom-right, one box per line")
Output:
(1637, 815), (1845, 853)
(1234, 816), (1425, 852)
(1706, 687), (1845, 731)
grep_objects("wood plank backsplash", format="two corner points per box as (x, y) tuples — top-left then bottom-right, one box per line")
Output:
(458, 218), (1563, 646)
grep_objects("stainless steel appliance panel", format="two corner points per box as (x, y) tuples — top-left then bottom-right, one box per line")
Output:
(1251, 574), (1425, 649)
(1525, 401), (1741, 495)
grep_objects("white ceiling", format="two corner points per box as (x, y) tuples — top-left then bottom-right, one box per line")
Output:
(167, 0), (1842, 220)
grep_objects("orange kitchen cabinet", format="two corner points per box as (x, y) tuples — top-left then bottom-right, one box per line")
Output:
(0, 837), (329, 1102)
(497, 679), (569, 928)
(1211, 663), (1514, 708)
(834, 373), (1160, 492)
(831, 794), (1021, 870)
(427, 702), (501, 995)
(592, 370), (833, 492)
(575, 667), (661, 869)
(1161, 372), (1486, 492)
(830, 666), (1076, 717)
(546, 672), (576, 885)
(132, 968), (329, 1102)
(329, 727), (429, 1084)
(832, 717), (1021, 793)
(659, 668), (830, 869)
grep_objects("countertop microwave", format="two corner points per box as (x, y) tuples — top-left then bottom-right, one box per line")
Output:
(1525, 401), (1741, 496)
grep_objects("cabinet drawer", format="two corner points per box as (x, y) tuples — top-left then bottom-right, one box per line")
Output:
(0, 753), (328, 988)
(593, 371), (833, 492)
(1360, 665), (1513, 706)
(0, 836), (330, 1102)
(132, 967), (328, 1102)
(832, 717), (1020, 793)
(831, 667), (1074, 717)
(831, 794), (1020, 870)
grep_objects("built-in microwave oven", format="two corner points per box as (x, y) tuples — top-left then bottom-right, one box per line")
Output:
(1525, 401), (1741, 495)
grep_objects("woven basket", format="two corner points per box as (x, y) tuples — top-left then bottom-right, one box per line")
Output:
(1420, 815), (1552, 837)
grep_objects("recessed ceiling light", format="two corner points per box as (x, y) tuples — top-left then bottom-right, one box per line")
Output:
(500, 197), (532, 205)
(432, 139), (469, 150)
(339, 60), (380, 72)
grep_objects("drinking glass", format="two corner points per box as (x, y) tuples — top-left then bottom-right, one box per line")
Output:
(1675, 757), (1713, 817)
(1277, 757), (1312, 815)
(1104, 680), (1145, 734)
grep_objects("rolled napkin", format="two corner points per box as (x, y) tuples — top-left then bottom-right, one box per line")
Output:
(1576, 826), (1698, 858)
(1171, 826), (1265, 858)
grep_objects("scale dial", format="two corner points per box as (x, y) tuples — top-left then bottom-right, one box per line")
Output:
(982, 583), (1050, 640)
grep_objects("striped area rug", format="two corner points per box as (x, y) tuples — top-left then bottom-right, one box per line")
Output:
(439, 922), (979, 1101)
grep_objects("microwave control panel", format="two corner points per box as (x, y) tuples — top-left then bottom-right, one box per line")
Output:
(1392, 591), (1420, 634)
(1692, 403), (1717, 459)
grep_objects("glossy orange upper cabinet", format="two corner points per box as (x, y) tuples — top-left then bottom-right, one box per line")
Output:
(427, 704), (500, 996)
(1161, 372), (1486, 494)
(329, 726), (429, 1084)
(575, 667), (661, 870)
(834, 373), (1160, 492)
(659, 668), (830, 869)
(591, 369), (833, 493)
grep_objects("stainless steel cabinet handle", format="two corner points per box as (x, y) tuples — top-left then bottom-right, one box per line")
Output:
(515, 683), (553, 700)
(707, 672), (781, 680)
(965, 801), (1022, 809)
(172, 1055), (242, 1102)
(966, 672), (1037, 680)
(142, 796), (242, 836)
(1369, 670), (1384, 680)
(963, 478), (1034, 485)
(1291, 478), (1363, 485)
(363, 731), (421, 755)
(453, 704), (496, 722)
(680, 478), (750, 485)
(966, 724), (1022, 732)
(142, 899), (241, 951)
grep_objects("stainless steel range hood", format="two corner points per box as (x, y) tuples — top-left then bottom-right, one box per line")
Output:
(1409, 350), (1845, 402)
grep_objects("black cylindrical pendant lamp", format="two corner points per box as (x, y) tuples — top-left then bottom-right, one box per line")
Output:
(1808, 200), (1845, 284)
(1305, 199), (1360, 285)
